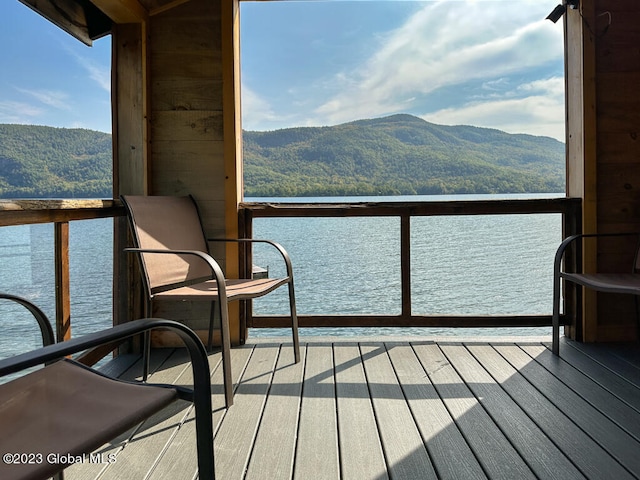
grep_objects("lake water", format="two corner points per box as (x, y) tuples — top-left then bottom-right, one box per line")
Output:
(0, 194), (561, 360)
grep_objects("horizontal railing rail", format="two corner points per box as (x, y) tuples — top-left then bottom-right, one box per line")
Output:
(0, 199), (122, 226)
(0, 199), (124, 343)
(240, 197), (582, 334)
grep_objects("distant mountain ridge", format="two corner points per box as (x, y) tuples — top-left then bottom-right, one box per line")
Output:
(0, 115), (564, 198)
(0, 124), (112, 198)
(244, 114), (565, 197)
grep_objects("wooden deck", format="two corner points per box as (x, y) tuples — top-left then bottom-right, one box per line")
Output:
(66, 336), (640, 480)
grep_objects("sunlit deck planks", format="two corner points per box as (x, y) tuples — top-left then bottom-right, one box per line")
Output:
(66, 336), (640, 480)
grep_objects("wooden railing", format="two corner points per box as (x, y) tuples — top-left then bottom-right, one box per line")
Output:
(0, 200), (123, 343)
(240, 197), (582, 331)
(0, 197), (583, 342)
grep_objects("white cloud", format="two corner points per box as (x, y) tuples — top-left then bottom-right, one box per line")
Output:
(241, 86), (275, 130)
(82, 59), (111, 92)
(312, 1), (564, 134)
(242, 85), (304, 131)
(62, 41), (111, 92)
(422, 77), (566, 140)
(0, 100), (45, 123)
(15, 88), (71, 110)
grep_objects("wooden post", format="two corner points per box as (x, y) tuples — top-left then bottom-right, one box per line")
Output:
(565, 0), (597, 342)
(54, 221), (72, 342)
(222, 0), (243, 345)
(401, 214), (411, 319)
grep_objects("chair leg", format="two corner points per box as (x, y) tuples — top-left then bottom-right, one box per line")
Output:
(142, 298), (152, 381)
(288, 280), (300, 364)
(142, 330), (151, 381)
(552, 274), (561, 356)
(217, 300), (234, 408)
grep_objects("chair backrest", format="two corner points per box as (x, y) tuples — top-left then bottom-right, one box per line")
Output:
(121, 195), (212, 293)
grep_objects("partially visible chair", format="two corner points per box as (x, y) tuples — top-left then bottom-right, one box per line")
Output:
(552, 232), (640, 356)
(0, 294), (215, 480)
(0, 292), (55, 349)
(121, 194), (300, 407)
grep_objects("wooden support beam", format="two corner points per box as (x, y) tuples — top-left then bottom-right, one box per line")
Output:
(19, 0), (111, 45)
(222, 0), (242, 344)
(565, 0), (598, 342)
(91, 0), (148, 23)
(150, 0), (191, 16)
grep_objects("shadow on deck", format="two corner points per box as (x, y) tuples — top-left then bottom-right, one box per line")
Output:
(66, 336), (640, 480)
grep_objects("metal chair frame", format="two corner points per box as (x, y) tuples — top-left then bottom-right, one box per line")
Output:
(552, 232), (640, 355)
(121, 194), (300, 408)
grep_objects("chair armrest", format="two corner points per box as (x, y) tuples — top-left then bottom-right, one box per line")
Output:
(0, 318), (208, 380)
(208, 238), (294, 278)
(0, 293), (55, 348)
(554, 232), (640, 276)
(124, 248), (228, 302)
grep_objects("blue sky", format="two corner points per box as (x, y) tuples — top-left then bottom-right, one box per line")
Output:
(0, 1), (112, 133)
(1, 1), (565, 140)
(241, 1), (565, 140)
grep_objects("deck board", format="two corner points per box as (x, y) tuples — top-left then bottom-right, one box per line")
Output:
(214, 343), (280, 479)
(334, 343), (388, 480)
(361, 343), (436, 479)
(388, 343), (486, 480)
(294, 343), (340, 480)
(493, 344), (635, 480)
(448, 343), (584, 480)
(519, 343), (640, 441)
(245, 344), (304, 480)
(64, 337), (640, 480)
(497, 344), (640, 477)
(148, 346), (252, 480)
(559, 340), (640, 410)
(417, 343), (535, 480)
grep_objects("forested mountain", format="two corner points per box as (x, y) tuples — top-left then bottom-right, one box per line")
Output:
(0, 124), (112, 198)
(0, 115), (564, 198)
(244, 114), (565, 196)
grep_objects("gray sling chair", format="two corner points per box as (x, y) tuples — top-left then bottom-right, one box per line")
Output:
(0, 293), (215, 480)
(552, 232), (640, 356)
(121, 195), (300, 407)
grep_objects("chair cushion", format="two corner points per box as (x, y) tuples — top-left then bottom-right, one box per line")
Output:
(154, 277), (290, 301)
(0, 359), (178, 480)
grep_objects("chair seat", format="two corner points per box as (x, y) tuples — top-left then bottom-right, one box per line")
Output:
(0, 358), (179, 480)
(561, 272), (640, 295)
(154, 277), (290, 301)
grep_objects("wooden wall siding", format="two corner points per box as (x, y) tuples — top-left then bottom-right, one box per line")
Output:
(594, 0), (640, 340)
(149, 0), (226, 245)
(144, 0), (234, 342)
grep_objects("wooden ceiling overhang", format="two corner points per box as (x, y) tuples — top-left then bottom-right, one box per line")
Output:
(18, 0), (190, 45)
